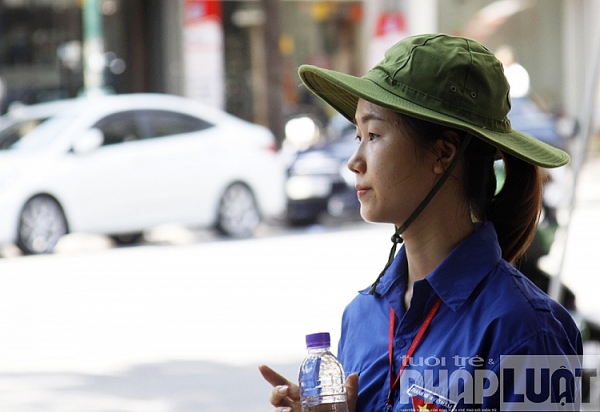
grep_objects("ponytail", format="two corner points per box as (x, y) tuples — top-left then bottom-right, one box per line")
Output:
(459, 134), (543, 263)
(486, 152), (543, 263)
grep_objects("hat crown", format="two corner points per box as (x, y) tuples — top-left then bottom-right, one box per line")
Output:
(297, 33), (570, 167)
(367, 34), (512, 132)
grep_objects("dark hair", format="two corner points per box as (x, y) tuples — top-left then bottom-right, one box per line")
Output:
(400, 114), (542, 263)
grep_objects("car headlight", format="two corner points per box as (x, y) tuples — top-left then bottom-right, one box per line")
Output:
(285, 175), (332, 200)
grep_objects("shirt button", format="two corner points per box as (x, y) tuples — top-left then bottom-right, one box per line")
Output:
(397, 339), (406, 348)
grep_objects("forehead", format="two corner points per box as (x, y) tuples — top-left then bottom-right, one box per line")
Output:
(355, 99), (401, 125)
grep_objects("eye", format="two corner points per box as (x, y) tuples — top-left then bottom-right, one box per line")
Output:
(354, 135), (362, 143)
(368, 133), (378, 141)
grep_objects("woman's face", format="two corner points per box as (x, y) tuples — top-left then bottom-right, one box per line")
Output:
(347, 99), (439, 226)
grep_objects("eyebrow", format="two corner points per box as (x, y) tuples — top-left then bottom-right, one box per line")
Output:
(354, 112), (386, 124)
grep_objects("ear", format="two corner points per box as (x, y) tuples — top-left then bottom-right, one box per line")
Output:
(432, 134), (460, 175)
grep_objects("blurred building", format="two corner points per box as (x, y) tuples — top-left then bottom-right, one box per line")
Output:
(0, 0), (178, 111)
(438, 0), (600, 132)
(0, 0), (598, 138)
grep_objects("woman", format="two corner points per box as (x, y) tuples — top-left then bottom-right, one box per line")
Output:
(260, 33), (582, 412)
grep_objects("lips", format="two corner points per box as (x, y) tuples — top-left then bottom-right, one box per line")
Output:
(355, 185), (371, 200)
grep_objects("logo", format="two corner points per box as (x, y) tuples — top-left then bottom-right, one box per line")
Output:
(394, 354), (600, 411)
(500, 354), (599, 412)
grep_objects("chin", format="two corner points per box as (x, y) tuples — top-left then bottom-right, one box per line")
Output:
(359, 208), (383, 224)
(360, 207), (403, 226)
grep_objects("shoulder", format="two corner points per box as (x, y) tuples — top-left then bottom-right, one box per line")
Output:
(486, 260), (571, 324)
(473, 259), (582, 356)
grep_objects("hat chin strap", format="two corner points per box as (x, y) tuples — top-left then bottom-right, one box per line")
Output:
(368, 134), (473, 295)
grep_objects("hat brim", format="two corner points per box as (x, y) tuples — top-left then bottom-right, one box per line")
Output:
(299, 65), (569, 168)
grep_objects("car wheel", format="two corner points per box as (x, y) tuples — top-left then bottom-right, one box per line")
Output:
(287, 215), (319, 227)
(216, 182), (260, 238)
(110, 232), (144, 246)
(17, 195), (68, 255)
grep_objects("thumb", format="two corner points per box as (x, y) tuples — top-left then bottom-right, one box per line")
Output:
(345, 373), (359, 412)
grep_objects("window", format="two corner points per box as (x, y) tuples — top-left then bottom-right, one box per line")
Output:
(138, 110), (213, 139)
(93, 111), (143, 145)
(0, 118), (46, 150)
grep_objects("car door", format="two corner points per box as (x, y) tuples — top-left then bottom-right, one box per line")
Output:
(137, 109), (223, 227)
(65, 110), (160, 233)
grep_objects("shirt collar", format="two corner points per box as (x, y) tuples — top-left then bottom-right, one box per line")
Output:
(427, 222), (502, 311)
(362, 222), (502, 311)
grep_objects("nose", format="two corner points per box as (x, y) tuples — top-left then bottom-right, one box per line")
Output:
(347, 146), (365, 174)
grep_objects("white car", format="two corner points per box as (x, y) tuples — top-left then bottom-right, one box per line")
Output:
(0, 93), (286, 254)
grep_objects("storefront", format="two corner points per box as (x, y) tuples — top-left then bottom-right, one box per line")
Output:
(0, 0), (176, 113)
(219, 1), (364, 125)
(0, 0), (366, 130)
(0, 0), (82, 110)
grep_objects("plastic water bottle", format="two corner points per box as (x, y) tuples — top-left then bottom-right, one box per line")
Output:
(298, 332), (349, 412)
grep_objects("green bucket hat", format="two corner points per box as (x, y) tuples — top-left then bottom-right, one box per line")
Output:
(298, 33), (569, 168)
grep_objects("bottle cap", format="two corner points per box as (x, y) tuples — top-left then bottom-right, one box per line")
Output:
(305, 332), (330, 349)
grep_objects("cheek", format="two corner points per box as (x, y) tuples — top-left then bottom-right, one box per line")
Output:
(381, 152), (420, 187)
(379, 156), (433, 207)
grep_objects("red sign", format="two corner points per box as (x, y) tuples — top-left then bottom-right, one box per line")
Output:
(375, 11), (406, 37)
(184, 0), (221, 26)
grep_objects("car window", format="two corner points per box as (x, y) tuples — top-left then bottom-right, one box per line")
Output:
(8, 114), (76, 152)
(0, 118), (46, 150)
(93, 111), (143, 145)
(139, 110), (213, 139)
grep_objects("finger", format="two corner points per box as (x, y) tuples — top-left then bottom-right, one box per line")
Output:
(259, 365), (301, 409)
(260, 365), (301, 402)
(345, 373), (359, 412)
(259, 364), (293, 387)
(269, 385), (294, 409)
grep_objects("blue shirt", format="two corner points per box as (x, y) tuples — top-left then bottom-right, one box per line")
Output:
(338, 223), (582, 412)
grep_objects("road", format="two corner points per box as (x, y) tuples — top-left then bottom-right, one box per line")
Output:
(0, 220), (393, 411)
(0, 155), (598, 411)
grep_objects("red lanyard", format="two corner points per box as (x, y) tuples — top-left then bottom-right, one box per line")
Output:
(386, 297), (442, 408)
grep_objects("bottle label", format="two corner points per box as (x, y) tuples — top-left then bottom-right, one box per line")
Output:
(301, 401), (349, 412)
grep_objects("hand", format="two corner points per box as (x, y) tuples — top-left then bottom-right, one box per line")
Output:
(259, 364), (301, 412)
(259, 364), (359, 412)
(345, 372), (359, 412)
